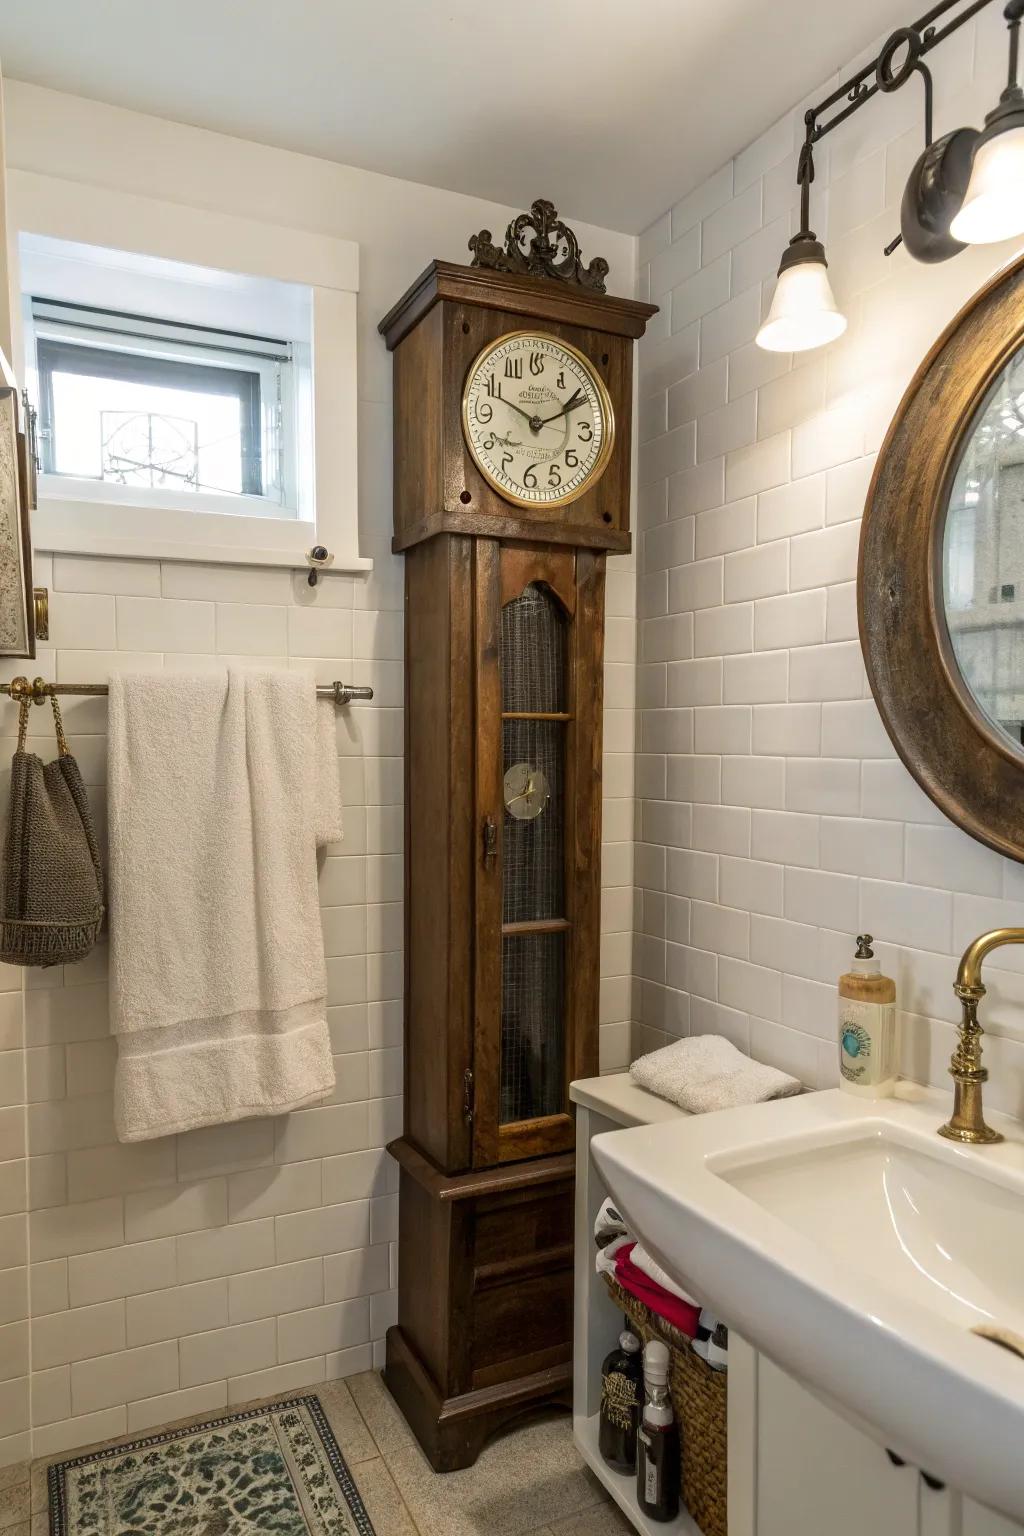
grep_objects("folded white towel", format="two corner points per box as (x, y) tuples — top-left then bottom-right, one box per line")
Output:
(594, 1196), (628, 1247)
(595, 1233), (630, 1282)
(108, 670), (341, 1141)
(594, 1197), (698, 1304)
(630, 1034), (801, 1115)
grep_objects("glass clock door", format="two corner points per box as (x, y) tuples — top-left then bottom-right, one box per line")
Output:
(500, 580), (567, 1127)
(472, 540), (599, 1166)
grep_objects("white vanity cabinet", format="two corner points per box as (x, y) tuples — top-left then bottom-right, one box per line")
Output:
(572, 1075), (1024, 1536)
(748, 1350), (919, 1536)
(732, 1342), (1024, 1536)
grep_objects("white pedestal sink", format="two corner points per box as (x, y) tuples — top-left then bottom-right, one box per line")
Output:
(591, 1083), (1024, 1524)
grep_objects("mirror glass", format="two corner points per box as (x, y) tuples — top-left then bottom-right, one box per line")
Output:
(943, 345), (1024, 757)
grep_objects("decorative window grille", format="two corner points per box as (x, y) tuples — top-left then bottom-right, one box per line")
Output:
(31, 299), (294, 513)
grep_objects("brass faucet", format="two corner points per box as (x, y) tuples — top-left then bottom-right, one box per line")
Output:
(938, 928), (1024, 1144)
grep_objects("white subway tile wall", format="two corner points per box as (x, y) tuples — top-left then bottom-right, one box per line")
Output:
(632, 6), (1024, 1107)
(0, 534), (635, 1464)
(0, 91), (638, 1464)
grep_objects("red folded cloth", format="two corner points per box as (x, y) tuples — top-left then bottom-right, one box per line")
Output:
(614, 1242), (701, 1337)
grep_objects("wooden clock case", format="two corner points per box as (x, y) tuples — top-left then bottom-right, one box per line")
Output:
(379, 259), (655, 1471)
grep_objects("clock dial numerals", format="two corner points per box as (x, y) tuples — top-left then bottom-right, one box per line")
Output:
(462, 331), (614, 508)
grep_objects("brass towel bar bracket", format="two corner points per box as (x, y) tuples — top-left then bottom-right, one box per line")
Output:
(1, 676), (374, 706)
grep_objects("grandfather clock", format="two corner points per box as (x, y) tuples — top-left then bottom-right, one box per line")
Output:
(378, 203), (656, 1471)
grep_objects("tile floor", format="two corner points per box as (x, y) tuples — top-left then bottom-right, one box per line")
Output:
(0, 1370), (632, 1536)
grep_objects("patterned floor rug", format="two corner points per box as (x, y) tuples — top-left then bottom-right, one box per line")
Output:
(47, 1394), (376, 1536)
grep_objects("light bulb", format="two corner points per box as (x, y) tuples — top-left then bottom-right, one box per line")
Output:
(756, 244), (847, 353)
(950, 124), (1024, 243)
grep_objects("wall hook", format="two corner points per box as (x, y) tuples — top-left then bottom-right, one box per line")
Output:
(306, 545), (331, 587)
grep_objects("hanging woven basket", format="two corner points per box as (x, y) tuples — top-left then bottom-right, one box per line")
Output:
(0, 694), (104, 967)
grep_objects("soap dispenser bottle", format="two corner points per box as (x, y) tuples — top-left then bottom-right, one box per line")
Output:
(838, 934), (897, 1097)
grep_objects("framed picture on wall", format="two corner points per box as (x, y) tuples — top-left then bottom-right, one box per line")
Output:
(0, 376), (37, 660)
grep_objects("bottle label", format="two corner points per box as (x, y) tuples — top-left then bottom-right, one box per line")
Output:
(601, 1368), (639, 1431)
(639, 1431), (658, 1503)
(840, 999), (895, 1085)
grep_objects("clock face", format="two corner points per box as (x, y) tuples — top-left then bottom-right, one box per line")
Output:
(462, 330), (614, 509)
(503, 762), (550, 821)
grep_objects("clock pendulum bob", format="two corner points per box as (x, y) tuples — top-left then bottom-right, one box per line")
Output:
(377, 248), (656, 1471)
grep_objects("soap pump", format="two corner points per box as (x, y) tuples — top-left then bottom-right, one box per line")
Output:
(838, 934), (897, 1097)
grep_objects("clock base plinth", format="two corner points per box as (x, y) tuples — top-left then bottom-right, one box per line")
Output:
(385, 1137), (575, 1471)
(382, 1326), (572, 1473)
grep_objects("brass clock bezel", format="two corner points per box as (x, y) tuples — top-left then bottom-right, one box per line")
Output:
(460, 328), (616, 511)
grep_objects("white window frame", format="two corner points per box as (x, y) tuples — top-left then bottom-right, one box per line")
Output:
(6, 170), (368, 573)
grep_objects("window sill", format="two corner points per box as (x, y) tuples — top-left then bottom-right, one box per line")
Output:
(33, 491), (373, 573)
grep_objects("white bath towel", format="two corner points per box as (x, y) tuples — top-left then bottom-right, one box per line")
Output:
(594, 1196), (628, 1247)
(595, 1233), (630, 1282)
(108, 670), (341, 1141)
(630, 1034), (801, 1116)
(594, 1197), (697, 1303)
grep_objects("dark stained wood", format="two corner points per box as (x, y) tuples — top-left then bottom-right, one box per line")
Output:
(392, 505), (631, 556)
(383, 260), (648, 1470)
(384, 263), (653, 554)
(383, 1325), (572, 1473)
(403, 536), (475, 1171)
(495, 1111), (576, 1163)
(378, 259), (658, 350)
(502, 711), (573, 721)
(389, 301), (444, 538)
(860, 248), (1024, 863)
(567, 548), (605, 1090)
(501, 541), (577, 614)
(472, 539), (504, 1172)
(390, 1160), (455, 1395)
(501, 918), (572, 935)
(383, 1147), (574, 1470)
(387, 1136), (574, 1201)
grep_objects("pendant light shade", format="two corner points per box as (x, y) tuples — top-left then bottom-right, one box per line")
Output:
(756, 233), (847, 353)
(951, 2), (1024, 245)
(950, 120), (1024, 243)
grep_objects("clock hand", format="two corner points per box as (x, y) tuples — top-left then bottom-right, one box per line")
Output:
(538, 388), (586, 425)
(506, 777), (535, 807)
(499, 397), (546, 434)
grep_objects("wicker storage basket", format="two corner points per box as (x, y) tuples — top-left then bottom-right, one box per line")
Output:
(603, 1274), (727, 1536)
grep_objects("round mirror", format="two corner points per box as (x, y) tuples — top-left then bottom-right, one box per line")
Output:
(860, 249), (1024, 863)
(944, 347), (1024, 758)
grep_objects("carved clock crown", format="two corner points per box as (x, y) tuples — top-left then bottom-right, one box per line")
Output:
(378, 203), (657, 559)
(467, 198), (610, 292)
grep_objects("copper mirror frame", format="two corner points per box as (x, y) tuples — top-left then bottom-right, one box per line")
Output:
(860, 249), (1024, 863)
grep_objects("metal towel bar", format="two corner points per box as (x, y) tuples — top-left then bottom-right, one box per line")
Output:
(0, 676), (373, 706)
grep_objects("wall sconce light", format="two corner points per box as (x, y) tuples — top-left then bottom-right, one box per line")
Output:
(951, 0), (1024, 241)
(756, 145), (846, 351)
(757, 0), (1024, 354)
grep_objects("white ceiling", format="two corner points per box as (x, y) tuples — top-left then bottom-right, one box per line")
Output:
(0, 0), (909, 235)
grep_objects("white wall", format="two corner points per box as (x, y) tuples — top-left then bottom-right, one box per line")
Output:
(632, 4), (1024, 1113)
(0, 82), (638, 1466)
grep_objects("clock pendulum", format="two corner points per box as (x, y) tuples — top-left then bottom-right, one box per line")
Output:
(503, 762), (550, 820)
(378, 200), (657, 1471)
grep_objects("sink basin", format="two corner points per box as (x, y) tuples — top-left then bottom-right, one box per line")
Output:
(719, 1128), (1024, 1331)
(591, 1085), (1024, 1522)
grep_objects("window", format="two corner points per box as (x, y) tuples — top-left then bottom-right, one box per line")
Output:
(9, 170), (365, 571)
(33, 300), (293, 511)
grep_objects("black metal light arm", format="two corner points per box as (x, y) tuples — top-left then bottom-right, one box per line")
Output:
(805, 0), (995, 145)
(784, 0), (1022, 265)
